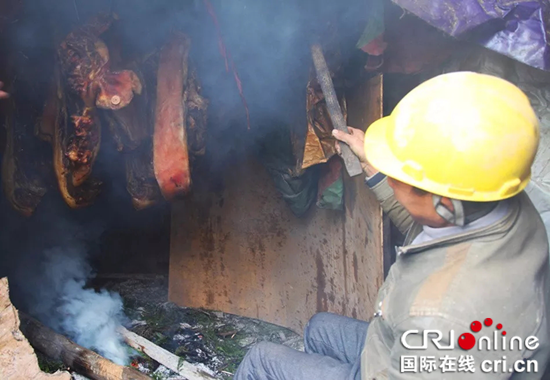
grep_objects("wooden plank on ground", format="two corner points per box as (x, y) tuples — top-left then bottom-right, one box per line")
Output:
(118, 327), (215, 380)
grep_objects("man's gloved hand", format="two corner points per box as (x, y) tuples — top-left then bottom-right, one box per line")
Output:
(0, 82), (9, 99)
(333, 126), (379, 177)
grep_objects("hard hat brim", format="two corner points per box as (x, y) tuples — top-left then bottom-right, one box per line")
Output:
(363, 116), (406, 184)
(363, 115), (531, 201)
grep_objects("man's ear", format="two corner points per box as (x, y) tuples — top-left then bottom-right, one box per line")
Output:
(438, 196), (455, 212)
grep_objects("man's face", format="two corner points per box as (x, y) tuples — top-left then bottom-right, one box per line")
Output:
(387, 177), (450, 228)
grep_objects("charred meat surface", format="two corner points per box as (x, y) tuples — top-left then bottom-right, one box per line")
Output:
(52, 64), (101, 209)
(153, 32), (191, 200)
(58, 12), (142, 186)
(58, 12), (142, 111)
(103, 63), (149, 152)
(126, 141), (161, 210)
(124, 53), (162, 209)
(122, 52), (162, 209)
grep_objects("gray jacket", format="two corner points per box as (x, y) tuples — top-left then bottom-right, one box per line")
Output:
(361, 178), (550, 379)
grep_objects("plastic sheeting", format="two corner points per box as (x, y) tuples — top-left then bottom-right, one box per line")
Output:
(393, 0), (550, 71)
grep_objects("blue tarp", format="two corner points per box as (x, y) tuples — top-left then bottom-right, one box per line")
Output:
(392, 0), (550, 71)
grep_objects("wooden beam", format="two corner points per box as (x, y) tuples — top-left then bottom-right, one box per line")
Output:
(18, 313), (150, 380)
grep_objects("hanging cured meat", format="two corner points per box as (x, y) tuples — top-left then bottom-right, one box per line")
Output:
(58, 12), (141, 187)
(1, 40), (51, 216)
(2, 84), (49, 216)
(0, 10), (211, 211)
(103, 63), (149, 152)
(51, 64), (102, 209)
(125, 140), (161, 210)
(153, 32), (192, 200)
(100, 28), (149, 153)
(123, 52), (162, 210)
(58, 12), (142, 111)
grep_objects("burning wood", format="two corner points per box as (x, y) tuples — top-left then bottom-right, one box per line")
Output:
(19, 313), (151, 380)
(118, 326), (216, 380)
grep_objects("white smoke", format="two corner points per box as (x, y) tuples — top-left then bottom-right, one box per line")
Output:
(13, 226), (129, 365)
(43, 247), (129, 365)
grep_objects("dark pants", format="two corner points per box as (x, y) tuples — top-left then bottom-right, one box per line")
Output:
(234, 312), (369, 380)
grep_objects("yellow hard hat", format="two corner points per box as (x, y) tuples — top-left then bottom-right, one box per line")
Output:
(364, 71), (540, 202)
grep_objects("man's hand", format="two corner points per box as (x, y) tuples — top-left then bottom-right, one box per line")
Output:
(332, 127), (379, 177)
(0, 82), (9, 99)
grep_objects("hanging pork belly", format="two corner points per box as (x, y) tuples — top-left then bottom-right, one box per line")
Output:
(125, 140), (161, 210)
(125, 47), (207, 209)
(59, 12), (142, 112)
(1, 31), (53, 216)
(124, 52), (162, 210)
(103, 68), (149, 152)
(153, 32), (192, 200)
(57, 12), (141, 187)
(100, 27), (149, 153)
(51, 63), (102, 209)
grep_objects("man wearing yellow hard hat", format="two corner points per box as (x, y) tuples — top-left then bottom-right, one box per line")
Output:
(235, 72), (550, 379)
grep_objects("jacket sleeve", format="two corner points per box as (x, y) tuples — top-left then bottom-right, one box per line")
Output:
(387, 316), (520, 380)
(369, 177), (414, 235)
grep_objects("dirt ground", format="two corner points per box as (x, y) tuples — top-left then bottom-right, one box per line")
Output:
(38, 275), (304, 379)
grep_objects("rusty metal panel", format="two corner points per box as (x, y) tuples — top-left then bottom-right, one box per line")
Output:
(169, 74), (385, 332)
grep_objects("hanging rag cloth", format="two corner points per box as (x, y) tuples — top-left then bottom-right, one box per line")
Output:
(258, 124), (318, 217)
(316, 156), (344, 211)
